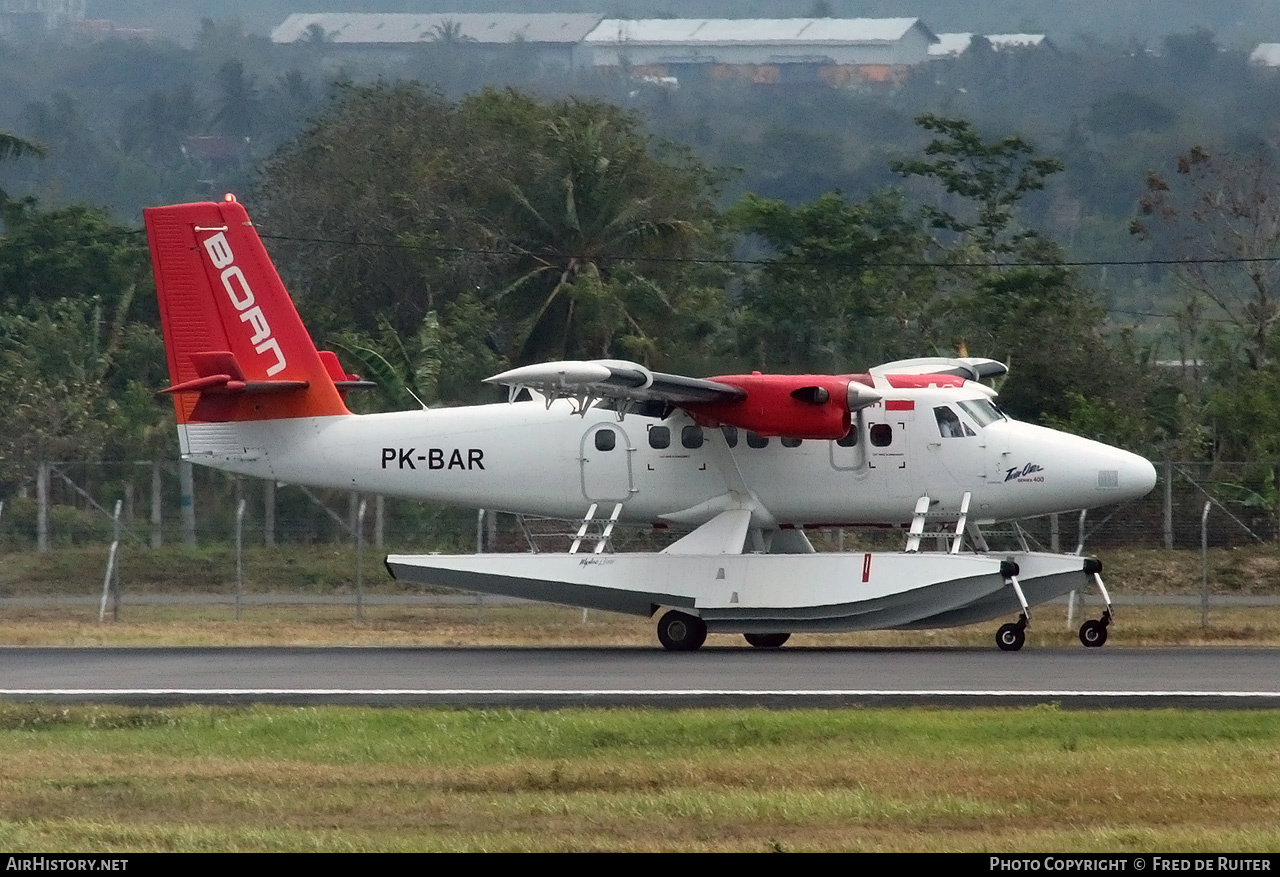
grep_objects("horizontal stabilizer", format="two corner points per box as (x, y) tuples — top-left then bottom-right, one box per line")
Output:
(159, 350), (308, 395)
(319, 350), (377, 391)
(159, 375), (309, 395)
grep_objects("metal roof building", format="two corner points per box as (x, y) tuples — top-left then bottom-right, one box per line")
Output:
(1249, 43), (1280, 67)
(271, 12), (605, 68)
(582, 18), (937, 85)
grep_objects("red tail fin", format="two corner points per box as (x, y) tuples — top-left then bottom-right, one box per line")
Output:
(144, 200), (349, 424)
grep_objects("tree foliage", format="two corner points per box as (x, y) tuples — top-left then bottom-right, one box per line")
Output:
(890, 114), (1064, 258)
(1133, 145), (1280, 371)
(256, 83), (726, 397)
(727, 190), (936, 371)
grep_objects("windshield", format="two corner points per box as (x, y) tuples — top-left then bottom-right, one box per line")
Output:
(956, 398), (1005, 428)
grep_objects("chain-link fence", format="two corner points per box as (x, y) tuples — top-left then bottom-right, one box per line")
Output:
(1, 459), (1277, 554)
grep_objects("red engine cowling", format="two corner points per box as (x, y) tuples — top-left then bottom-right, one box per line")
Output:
(685, 374), (877, 440)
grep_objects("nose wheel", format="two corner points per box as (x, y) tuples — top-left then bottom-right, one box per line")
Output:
(995, 561), (1030, 651)
(1078, 560), (1113, 649)
(1079, 610), (1110, 648)
(996, 615), (1028, 651)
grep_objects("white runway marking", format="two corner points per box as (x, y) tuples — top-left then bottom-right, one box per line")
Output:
(4, 689), (1280, 698)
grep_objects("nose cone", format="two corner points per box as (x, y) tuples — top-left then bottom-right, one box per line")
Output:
(1117, 449), (1158, 500)
(1012, 423), (1159, 511)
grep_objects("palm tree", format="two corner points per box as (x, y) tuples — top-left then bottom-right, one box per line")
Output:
(430, 20), (474, 44)
(494, 112), (707, 364)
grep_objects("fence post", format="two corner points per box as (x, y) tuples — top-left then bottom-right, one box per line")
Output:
(98, 500), (122, 622)
(1163, 461), (1174, 550)
(263, 479), (275, 547)
(235, 498), (246, 621)
(1049, 513), (1060, 553)
(150, 461), (163, 548)
(1200, 500), (1211, 631)
(475, 509), (486, 622)
(36, 461), (50, 552)
(1274, 465), (1280, 542)
(356, 498), (367, 622)
(179, 460), (196, 547)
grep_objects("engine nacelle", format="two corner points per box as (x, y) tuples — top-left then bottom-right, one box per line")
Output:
(685, 374), (881, 440)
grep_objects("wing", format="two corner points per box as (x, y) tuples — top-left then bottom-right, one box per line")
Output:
(484, 359), (747, 407)
(485, 359), (882, 440)
(871, 357), (1008, 380)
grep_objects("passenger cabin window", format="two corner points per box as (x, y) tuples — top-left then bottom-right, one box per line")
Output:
(836, 427), (858, 447)
(648, 426), (670, 449)
(781, 437), (803, 448)
(869, 423), (893, 447)
(934, 406), (965, 438)
(594, 429), (616, 452)
(681, 425), (704, 449)
(720, 426), (739, 448)
(746, 431), (769, 449)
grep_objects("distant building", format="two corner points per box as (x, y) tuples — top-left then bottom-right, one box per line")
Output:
(583, 17), (938, 86)
(72, 19), (158, 41)
(1249, 43), (1280, 67)
(270, 12), (604, 69)
(929, 33), (1054, 58)
(0, 0), (86, 36)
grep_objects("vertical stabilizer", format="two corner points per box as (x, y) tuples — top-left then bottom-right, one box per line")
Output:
(143, 200), (348, 424)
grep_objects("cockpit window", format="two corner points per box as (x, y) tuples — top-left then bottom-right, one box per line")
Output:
(934, 406), (965, 438)
(956, 398), (1004, 428)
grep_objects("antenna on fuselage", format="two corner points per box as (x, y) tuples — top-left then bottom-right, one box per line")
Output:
(404, 387), (429, 410)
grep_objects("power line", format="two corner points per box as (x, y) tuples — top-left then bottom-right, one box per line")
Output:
(255, 231), (1280, 270)
(0, 226), (1260, 324)
(1, 224), (1276, 271)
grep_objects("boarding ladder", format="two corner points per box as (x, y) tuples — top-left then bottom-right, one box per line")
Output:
(514, 503), (625, 555)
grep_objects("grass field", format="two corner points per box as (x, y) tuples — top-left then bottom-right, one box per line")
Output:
(0, 704), (1278, 852)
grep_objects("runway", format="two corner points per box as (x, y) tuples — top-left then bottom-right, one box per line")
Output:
(3, 646), (1279, 707)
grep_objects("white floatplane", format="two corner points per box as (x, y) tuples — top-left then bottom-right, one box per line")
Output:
(143, 198), (1157, 651)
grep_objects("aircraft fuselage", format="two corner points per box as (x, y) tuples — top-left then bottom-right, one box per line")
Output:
(180, 382), (1157, 529)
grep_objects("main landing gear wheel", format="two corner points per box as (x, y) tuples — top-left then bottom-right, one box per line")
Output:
(1079, 612), (1111, 648)
(657, 610), (708, 652)
(996, 616), (1027, 652)
(743, 633), (791, 649)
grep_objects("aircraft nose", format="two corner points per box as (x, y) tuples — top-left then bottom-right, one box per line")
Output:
(1115, 449), (1158, 499)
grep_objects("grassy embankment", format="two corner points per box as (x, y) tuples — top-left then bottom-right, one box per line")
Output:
(0, 704), (1278, 852)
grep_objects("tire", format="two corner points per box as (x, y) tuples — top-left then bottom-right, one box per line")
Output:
(996, 622), (1025, 652)
(1079, 619), (1108, 648)
(743, 632), (791, 649)
(657, 610), (707, 652)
